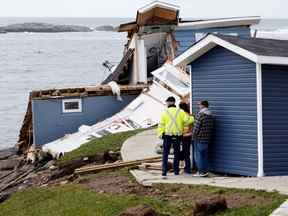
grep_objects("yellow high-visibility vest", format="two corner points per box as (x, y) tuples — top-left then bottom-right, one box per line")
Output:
(157, 107), (194, 137)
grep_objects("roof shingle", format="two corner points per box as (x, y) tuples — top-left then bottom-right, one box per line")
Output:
(216, 34), (288, 57)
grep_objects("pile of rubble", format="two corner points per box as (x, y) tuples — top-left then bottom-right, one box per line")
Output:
(0, 147), (120, 204)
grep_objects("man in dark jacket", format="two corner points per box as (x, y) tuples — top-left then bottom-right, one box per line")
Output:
(193, 100), (214, 177)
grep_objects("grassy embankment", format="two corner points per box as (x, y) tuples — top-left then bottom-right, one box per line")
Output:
(0, 129), (287, 216)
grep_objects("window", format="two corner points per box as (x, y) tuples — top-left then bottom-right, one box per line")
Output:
(62, 99), (82, 113)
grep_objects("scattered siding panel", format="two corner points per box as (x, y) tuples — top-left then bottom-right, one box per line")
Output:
(262, 64), (288, 176)
(190, 46), (258, 176)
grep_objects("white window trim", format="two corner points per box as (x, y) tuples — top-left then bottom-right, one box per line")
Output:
(256, 63), (264, 177)
(62, 98), (82, 113)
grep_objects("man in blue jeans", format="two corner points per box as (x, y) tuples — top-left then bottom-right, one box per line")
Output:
(192, 100), (214, 177)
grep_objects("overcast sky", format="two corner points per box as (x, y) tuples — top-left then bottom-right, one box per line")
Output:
(0, 0), (286, 18)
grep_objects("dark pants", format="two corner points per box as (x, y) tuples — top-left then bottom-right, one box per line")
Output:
(162, 135), (181, 176)
(182, 136), (191, 173)
(193, 139), (209, 173)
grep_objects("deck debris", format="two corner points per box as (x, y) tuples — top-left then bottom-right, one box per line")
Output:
(75, 156), (162, 175)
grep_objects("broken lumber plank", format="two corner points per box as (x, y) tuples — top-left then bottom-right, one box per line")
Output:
(75, 156), (161, 175)
(0, 166), (36, 193)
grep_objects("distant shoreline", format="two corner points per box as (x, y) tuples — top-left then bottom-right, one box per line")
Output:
(0, 22), (118, 33)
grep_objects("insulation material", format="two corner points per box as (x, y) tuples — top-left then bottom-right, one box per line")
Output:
(108, 81), (122, 101)
(42, 65), (188, 158)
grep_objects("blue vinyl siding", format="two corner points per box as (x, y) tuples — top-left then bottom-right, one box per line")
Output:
(190, 46), (258, 176)
(174, 26), (251, 56)
(32, 95), (137, 145)
(262, 65), (288, 176)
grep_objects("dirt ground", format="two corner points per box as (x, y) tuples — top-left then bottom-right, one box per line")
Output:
(78, 172), (273, 209)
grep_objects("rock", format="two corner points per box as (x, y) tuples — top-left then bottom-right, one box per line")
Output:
(60, 180), (68, 185)
(0, 158), (20, 171)
(95, 25), (116, 32)
(0, 192), (11, 204)
(0, 148), (17, 160)
(49, 165), (57, 170)
(119, 204), (168, 216)
(193, 197), (227, 216)
(0, 23), (93, 33)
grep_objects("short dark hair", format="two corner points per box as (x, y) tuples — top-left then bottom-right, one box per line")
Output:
(179, 102), (190, 113)
(166, 96), (176, 103)
(201, 100), (209, 108)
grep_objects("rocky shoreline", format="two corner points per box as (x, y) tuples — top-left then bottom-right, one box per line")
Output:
(0, 23), (119, 33)
(0, 22), (93, 33)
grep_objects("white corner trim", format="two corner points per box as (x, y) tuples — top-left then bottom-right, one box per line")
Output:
(138, 1), (180, 14)
(173, 34), (258, 66)
(189, 64), (193, 114)
(256, 63), (264, 177)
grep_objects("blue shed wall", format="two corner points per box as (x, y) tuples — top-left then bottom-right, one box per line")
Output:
(262, 65), (288, 176)
(32, 95), (137, 145)
(174, 26), (251, 56)
(190, 46), (258, 176)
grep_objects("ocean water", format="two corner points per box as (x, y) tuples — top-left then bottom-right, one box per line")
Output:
(0, 18), (287, 150)
(0, 18), (128, 150)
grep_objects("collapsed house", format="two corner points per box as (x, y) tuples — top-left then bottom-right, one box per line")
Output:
(17, 1), (261, 157)
(103, 1), (260, 85)
(17, 85), (146, 153)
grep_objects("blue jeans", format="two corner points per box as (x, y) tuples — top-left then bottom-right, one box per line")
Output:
(162, 135), (181, 176)
(182, 137), (191, 173)
(193, 140), (209, 173)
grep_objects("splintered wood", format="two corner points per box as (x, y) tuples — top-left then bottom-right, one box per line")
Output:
(74, 156), (162, 175)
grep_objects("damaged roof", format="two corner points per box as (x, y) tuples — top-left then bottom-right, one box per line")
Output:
(118, 1), (180, 32)
(216, 34), (288, 57)
(177, 16), (260, 30)
(31, 84), (147, 100)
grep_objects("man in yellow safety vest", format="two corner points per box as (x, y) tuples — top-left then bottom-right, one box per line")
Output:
(158, 96), (194, 178)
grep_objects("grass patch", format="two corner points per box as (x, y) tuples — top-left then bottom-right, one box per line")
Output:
(0, 185), (181, 216)
(1, 182), (286, 216)
(2, 128), (286, 216)
(59, 129), (144, 164)
(215, 201), (284, 216)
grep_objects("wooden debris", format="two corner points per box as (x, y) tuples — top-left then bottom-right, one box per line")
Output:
(139, 162), (162, 171)
(75, 156), (162, 175)
(0, 166), (36, 193)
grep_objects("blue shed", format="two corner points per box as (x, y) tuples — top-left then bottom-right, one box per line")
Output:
(30, 85), (145, 146)
(174, 34), (288, 176)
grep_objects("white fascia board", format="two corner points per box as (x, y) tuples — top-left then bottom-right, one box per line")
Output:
(256, 63), (264, 177)
(258, 56), (288, 65)
(173, 34), (258, 66)
(177, 16), (261, 30)
(138, 1), (180, 14)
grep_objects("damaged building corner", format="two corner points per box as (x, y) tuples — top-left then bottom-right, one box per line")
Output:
(17, 84), (147, 154)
